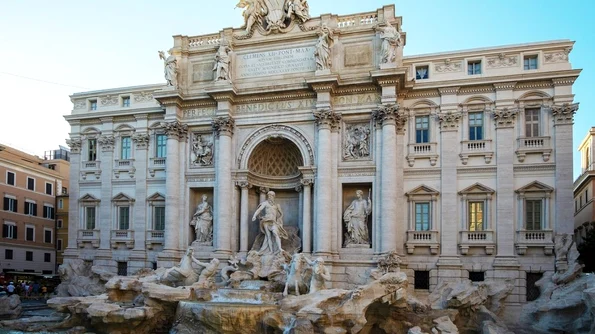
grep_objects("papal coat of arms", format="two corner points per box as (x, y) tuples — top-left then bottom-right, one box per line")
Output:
(236, 0), (311, 36)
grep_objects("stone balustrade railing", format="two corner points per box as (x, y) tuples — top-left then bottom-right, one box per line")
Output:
(77, 229), (100, 248)
(188, 34), (221, 50)
(110, 230), (135, 249)
(337, 13), (378, 28)
(146, 230), (165, 250)
(406, 230), (440, 255)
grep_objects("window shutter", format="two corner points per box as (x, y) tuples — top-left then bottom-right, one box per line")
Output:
(3, 198), (8, 211)
(3, 225), (7, 238)
(14, 200), (18, 212)
(33, 203), (38, 216)
(13, 226), (17, 239)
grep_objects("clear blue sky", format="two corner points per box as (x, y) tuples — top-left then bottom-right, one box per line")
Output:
(0, 0), (593, 179)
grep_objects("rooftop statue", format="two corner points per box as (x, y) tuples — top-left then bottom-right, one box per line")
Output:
(236, 0), (311, 35)
(158, 49), (178, 87)
(375, 22), (401, 64)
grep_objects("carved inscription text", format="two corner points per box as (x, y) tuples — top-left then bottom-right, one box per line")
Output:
(236, 47), (316, 78)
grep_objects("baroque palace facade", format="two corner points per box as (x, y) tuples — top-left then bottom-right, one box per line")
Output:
(64, 4), (580, 311)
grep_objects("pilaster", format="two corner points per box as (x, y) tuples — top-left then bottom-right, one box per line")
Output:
(64, 138), (82, 256)
(236, 181), (252, 254)
(98, 120), (115, 255)
(131, 127), (150, 259)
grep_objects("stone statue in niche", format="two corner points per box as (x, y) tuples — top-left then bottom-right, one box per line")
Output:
(344, 124), (371, 160)
(190, 194), (213, 245)
(158, 49), (178, 87)
(304, 256), (331, 294)
(252, 190), (288, 254)
(213, 39), (232, 82)
(343, 190), (372, 247)
(191, 134), (214, 166)
(375, 22), (401, 64)
(314, 24), (334, 71)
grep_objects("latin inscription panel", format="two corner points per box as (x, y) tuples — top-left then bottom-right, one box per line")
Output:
(236, 47), (316, 79)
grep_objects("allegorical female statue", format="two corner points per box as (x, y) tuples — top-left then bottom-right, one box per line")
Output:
(314, 24), (334, 71)
(158, 49), (178, 87)
(190, 194), (213, 245)
(343, 189), (372, 246)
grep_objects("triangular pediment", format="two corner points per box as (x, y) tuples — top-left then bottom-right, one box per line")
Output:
(112, 192), (135, 202)
(79, 193), (100, 202)
(147, 192), (166, 201)
(459, 183), (495, 195)
(406, 185), (439, 197)
(516, 181), (554, 194)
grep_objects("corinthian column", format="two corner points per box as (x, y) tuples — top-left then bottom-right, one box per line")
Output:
(212, 116), (235, 255)
(301, 178), (314, 253)
(236, 181), (252, 253)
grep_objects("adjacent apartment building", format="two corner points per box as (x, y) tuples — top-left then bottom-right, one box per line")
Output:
(0, 144), (69, 275)
(574, 127), (595, 245)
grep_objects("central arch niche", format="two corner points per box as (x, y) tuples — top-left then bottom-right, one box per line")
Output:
(248, 137), (303, 179)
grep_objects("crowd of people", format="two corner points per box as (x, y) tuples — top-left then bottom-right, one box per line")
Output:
(0, 281), (52, 299)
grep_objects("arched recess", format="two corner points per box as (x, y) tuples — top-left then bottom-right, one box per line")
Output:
(459, 95), (494, 111)
(516, 90), (553, 108)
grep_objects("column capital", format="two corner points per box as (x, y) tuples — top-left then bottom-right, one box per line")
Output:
(212, 116), (235, 137)
(549, 103), (579, 125)
(98, 135), (115, 152)
(300, 178), (314, 187)
(162, 120), (188, 140)
(236, 181), (252, 189)
(438, 111), (462, 131)
(132, 133), (150, 150)
(65, 138), (82, 154)
(493, 107), (518, 129)
(373, 103), (406, 130)
(295, 185), (303, 193)
(313, 108), (341, 129)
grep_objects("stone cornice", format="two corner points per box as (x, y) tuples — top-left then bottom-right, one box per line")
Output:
(211, 116), (235, 137)
(493, 82), (517, 91)
(514, 81), (553, 90)
(458, 86), (495, 95)
(306, 75), (339, 92)
(404, 89), (440, 99)
(493, 107), (518, 128)
(552, 77), (578, 86)
(153, 91), (184, 108)
(234, 91), (315, 104)
(513, 164), (556, 173)
(334, 85), (378, 95)
(438, 87), (460, 96)
(403, 168), (441, 176)
(457, 167), (497, 174)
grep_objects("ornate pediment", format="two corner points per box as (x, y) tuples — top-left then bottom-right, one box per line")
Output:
(406, 185), (439, 197)
(147, 192), (166, 201)
(79, 194), (100, 203)
(515, 181), (554, 194)
(112, 193), (135, 203)
(459, 183), (495, 195)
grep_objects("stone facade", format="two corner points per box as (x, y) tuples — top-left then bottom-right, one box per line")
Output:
(64, 3), (580, 320)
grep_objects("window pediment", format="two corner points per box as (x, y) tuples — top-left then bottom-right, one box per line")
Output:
(79, 194), (100, 203)
(147, 192), (166, 202)
(406, 185), (439, 199)
(516, 181), (553, 194)
(112, 193), (135, 203)
(459, 183), (495, 195)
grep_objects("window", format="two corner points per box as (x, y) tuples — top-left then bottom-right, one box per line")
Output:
(58, 199), (63, 209)
(414, 270), (430, 290)
(469, 271), (485, 282)
(118, 206), (130, 230)
(57, 239), (63, 251)
(26, 226), (34, 241)
(526, 200), (542, 230)
(415, 65), (429, 80)
(3, 197), (17, 212)
(5, 249), (13, 260)
(525, 108), (540, 137)
(27, 177), (35, 191)
(468, 60), (481, 75)
(26, 251), (33, 261)
(3, 223), (17, 239)
(468, 201), (484, 231)
(45, 182), (53, 195)
(154, 206), (165, 231)
(121, 136), (132, 159)
(156, 134), (167, 158)
(524, 55), (538, 70)
(415, 116), (429, 143)
(122, 96), (130, 107)
(44, 229), (52, 243)
(42, 270), (53, 275)
(85, 207), (96, 229)
(415, 203), (430, 231)
(88, 139), (97, 161)
(89, 100), (97, 111)
(6, 171), (15, 186)
(44, 253), (51, 262)
(117, 262), (128, 276)
(469, 112), (484, 140)
(43, 205), (55, 219)
(62, 187), (68, 195)
(526, 272), (543, 301)
(57, 219), (63, 229)
(25, 201), (37, 216)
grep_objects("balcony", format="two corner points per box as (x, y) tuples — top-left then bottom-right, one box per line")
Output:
(459, 230), (495, 255)
(406, 143), (438, 167)
(406, 230), (439, 254)
(114, 159), (135, 179)
(81, 160), (101, 180)
(459, 140), (493, 165)
(516, 230), (554, 255)
(146, 230), (165, 249)
(515, 136), (552, 162)
(149, 157), (166, 177)
(110, 230), (135, 249)
(77, 230), (99, 248)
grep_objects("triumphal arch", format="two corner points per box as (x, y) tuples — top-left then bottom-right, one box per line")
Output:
(65, 1), (580, 312)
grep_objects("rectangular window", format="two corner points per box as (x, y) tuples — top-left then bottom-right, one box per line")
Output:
(6, 171), (15, 186)
(5, 249), (13, 260)
(524, 55), (538, 70)
(121, 136), (132, 159)
(119, 206), (130, 230)
(25, 201), (37, 216)
(415, 202), (430, 231)
(117, 262), (128, 276)
(468, 201), (484, 231)
(415, 116), (430, 143)
(415, 65), (429, 80)
(88, 139), (97, 161)
(44, 229), (52, 243)
(57, 219), (63, 229)
(26, 251), (33, 261)
(526, 272), (543, 301)
(43, 205), (55, 219)
(58, 199), (63, 209)
(62, 187), (67, 195)
(469, 112), (484, 140)
(525, 108), (540, 137)
(27, 177), (35, 191)
(154, 206), (165, 231)
(469, 271), (485, 282)
(526, 200), (542, 230)
(44, 253), (51, 262)
(89, 100), (97, 111)
(57, 239), (63, 251)
(86, 207), (96, 229)
(26, 226), (34, 241)
(468, 60), (482, 75)
(122, 96), (130, 107)
(3, 197), (17, 212)
(414, 270), (430, 290)
(156, 134), (167, 158)
(45, 182), (53, 195)
(3, 224), (17, 239)
(42, 270), (53, 275)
